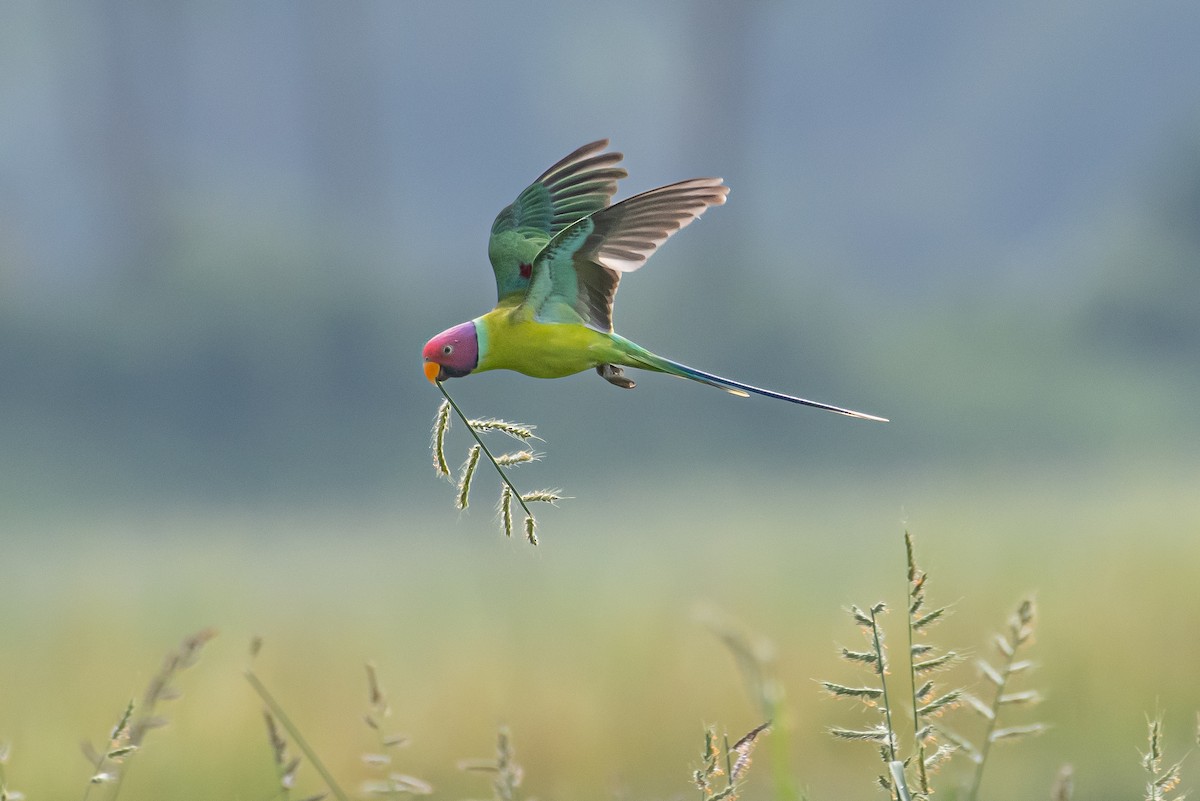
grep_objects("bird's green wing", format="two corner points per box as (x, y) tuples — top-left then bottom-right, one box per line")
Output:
(524, 177), (728, 331)
(488, 140), (627, 305)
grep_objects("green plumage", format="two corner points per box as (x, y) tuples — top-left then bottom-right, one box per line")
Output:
(488, 141), (626, 305)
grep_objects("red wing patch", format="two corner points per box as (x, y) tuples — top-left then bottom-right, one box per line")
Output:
(519, 262), (532, 279)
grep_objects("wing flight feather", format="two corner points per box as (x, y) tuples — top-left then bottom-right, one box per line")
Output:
(487, 141), (627, 304)
(527, 177), (729, 331)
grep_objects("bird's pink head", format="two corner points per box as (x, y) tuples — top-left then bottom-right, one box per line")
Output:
(422, 321), (479, 383)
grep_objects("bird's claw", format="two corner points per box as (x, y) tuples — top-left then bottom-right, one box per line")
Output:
(596, 364), (636, 389)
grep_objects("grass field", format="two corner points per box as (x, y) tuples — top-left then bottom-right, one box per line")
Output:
(2, 465), (1198, 801)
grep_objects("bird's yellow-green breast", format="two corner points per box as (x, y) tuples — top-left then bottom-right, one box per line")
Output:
(474, 308), (625, 379)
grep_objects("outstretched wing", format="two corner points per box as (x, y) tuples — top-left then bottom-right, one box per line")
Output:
(487, 140), (627, 305)
(524, 178), (729, 331)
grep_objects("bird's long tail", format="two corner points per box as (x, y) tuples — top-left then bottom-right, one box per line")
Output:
(621, 346), (888, 422)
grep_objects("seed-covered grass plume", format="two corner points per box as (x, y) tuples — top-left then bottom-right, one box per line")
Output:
(1050, 764), (1074, 801)
(692, 723), (770, 801)
(262, 710), (326, 801)
(699, 609), (797, 801)
(81, 699), (136, 796)
(457, 726), (524, 801)
(455, 445), (482, 511)
(1140, 714), (1188, 801)
(359, 662), (432, 798)
(430, 399), (451, 478)
(822, 534), (965, 801)
(822, 599), (909, 798)
(901, 532), (961, 798)
(951, 596), (1044, 801)
(431, 384), (566, 545)
(80, 627), (216, 800)
(821, 533), (1054, 801)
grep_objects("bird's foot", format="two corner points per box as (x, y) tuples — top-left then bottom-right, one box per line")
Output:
(596, 364), (636, 389)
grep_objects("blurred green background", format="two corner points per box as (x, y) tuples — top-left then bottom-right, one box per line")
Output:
(2, 3), (1199, 800)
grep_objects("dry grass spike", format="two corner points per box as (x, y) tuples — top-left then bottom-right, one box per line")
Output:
(359, 662), (431, 798)
(455, 445), (482, 510)
(692, 723), (769, 801)
(957, 596), (1044, 801)
(79, 628), (215, 799)
(1051, 764), (1074, 801)
(1141, 714), (1187, 801)
(823, 535), (975, 800)
(81, 699), (135, 794)
(431, 399), (451, 478)
(902, 532), (961, 798)
(498, 486), (514, 538)
(458, 726), (524, 801)
(466, 419), (538, 441)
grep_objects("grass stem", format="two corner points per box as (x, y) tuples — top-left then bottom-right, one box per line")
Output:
(868, 605), (897, 764)
(244, 668), (349, 801)
(965, 599), (1036, 801)
(436, 381), (538, 536)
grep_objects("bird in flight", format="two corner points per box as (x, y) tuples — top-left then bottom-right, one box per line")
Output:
(422, 140), (887, 422)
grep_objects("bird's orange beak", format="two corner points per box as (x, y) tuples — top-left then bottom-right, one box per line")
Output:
(423, 360), (441, 384)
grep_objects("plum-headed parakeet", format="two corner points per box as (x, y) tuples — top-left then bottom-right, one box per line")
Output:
(422, 140), (886, 422)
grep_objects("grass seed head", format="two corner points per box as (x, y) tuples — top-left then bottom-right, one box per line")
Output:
(432, 390), (561, 544)
(1052, 764), (1075, 801)
(839, 647), (878, 665)
(913, 651), (958, 674)
(431, 400), (452, 478)
(821, 681), (885, 702)
(828, 724), (893, 744)
(455, 445), (482, 510)
(520, 489), (564, 504)
(388, 774), (434, 795)
(917, 689), (962, 718)
(495, 450), (539, 467)
(179, 628), (217, 668)
(498, 485), (514, 538)
(730, 722), (769, 782)
(264, 711), (288, 766)
(989, 723), (1047, 742)
(923, 742), (957, 772)
(109, 700), (135, 745)
(365, 662), (389, 718)
(467, 418), (538, 441)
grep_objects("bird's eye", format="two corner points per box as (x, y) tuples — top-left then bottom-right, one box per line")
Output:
(442, 344), (453, 355)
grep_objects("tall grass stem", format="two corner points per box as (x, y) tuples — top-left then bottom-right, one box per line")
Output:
(244, 669), (349, 801)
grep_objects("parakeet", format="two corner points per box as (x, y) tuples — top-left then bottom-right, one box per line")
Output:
(422, 140), (886, 422)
